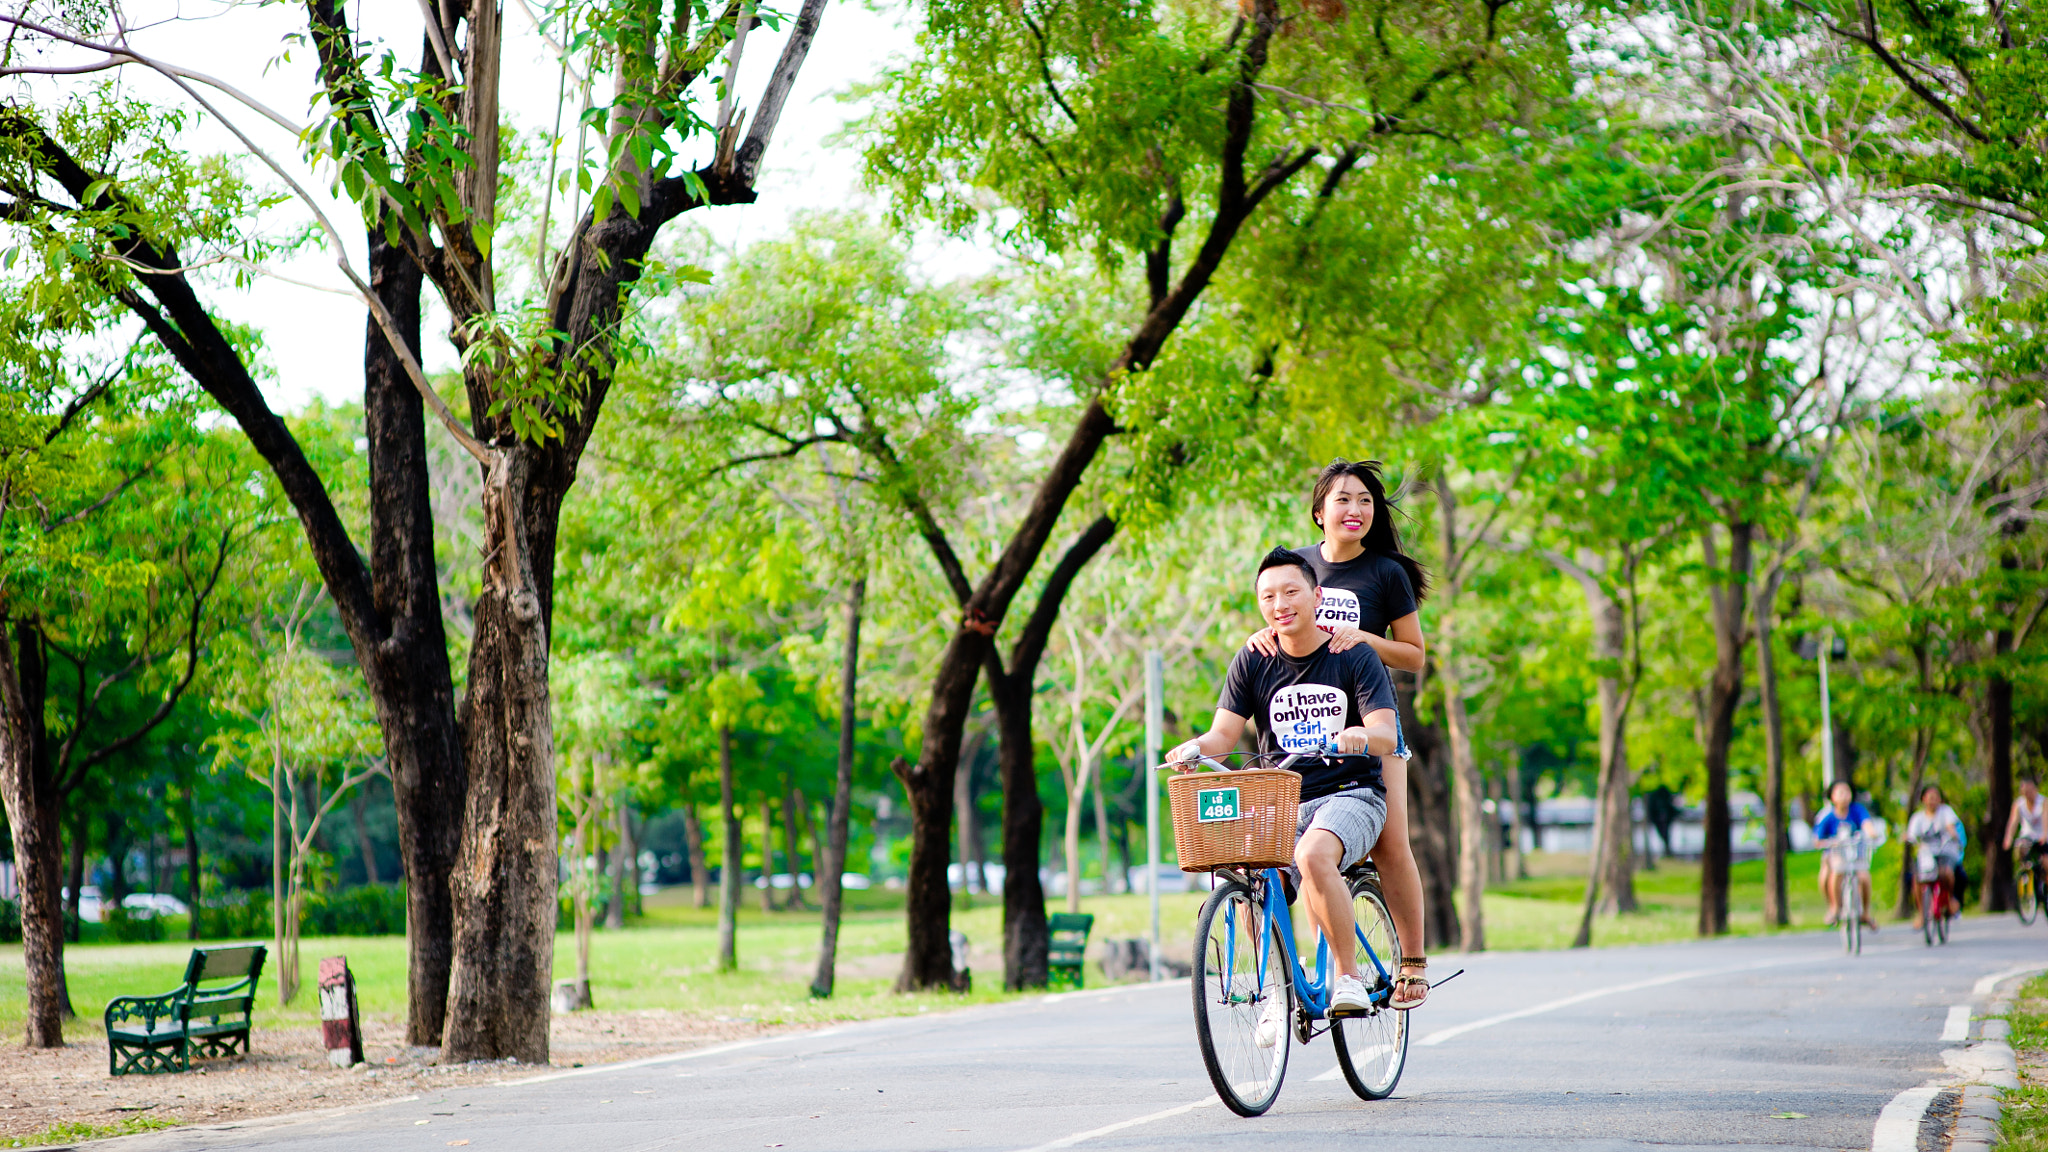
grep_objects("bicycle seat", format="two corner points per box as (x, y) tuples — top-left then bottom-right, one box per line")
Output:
(1343, 861), (1381, 884)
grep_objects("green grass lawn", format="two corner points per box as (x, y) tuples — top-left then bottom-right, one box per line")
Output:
(0, 848), (1921, 1046)
(1999, 974), (2048, 1152)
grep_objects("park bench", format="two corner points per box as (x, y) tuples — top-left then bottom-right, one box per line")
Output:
(1047, 912), (1094, 990)
(105, 945), (267, 1076)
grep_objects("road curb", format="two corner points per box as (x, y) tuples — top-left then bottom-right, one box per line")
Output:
(1943, 965), (2043, 1152)
(1873, 964), (2042, 1152)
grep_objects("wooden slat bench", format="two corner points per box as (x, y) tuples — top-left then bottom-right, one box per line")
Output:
(105, 945), (267, 1076)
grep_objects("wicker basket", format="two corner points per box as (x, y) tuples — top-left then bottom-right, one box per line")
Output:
(1168, 768), (1302, 872)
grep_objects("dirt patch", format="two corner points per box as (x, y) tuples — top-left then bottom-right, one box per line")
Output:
(0, 1011), (795, 1141)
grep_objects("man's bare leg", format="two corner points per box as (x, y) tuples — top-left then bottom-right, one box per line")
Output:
(1821, 863), (1840, 922)
(1296, 829), (1359, 979)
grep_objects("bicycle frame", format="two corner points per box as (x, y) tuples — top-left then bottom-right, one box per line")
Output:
(1217, 867), (1395, 1021)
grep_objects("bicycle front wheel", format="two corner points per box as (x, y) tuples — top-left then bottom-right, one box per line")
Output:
(1332, 876), (1408, 1100)
(2017, 863), (2038, 925)
(1192, 880), (1290, 1117)
(1922, 884), (1937, 946)
(1842, 875), (1861, 955)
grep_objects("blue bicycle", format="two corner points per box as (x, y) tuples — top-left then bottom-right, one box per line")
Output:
(1190, 754), (1408, 1116)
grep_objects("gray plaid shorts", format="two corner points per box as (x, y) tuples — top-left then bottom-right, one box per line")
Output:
(1294, 787), (1388, 871)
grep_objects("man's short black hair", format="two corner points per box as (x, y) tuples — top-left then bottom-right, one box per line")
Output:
(1256, 546), (1317, 591)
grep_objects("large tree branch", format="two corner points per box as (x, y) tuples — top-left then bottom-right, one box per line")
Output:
(1005, 514), (1116, 683)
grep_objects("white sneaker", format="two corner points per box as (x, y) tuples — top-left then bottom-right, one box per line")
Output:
(1329, 974), (1372, 1016)
(1255, 994), (1288, 1048)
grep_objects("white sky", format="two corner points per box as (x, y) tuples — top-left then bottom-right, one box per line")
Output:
(28, 0), (920, 409)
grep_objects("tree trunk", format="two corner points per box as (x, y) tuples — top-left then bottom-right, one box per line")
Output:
(440, 454), (560, 1065)
(1434, 478), (1486, 951)
(1093, 754), (1115, 896)
(1984, 668), (2014, 912)
(63, 810), (83, 945)
(350, 789), (381, 886)
(716, 726), (742, 971)
(1572, 678), (1636, 947)
(813, 574), (864, 998)
(182, 783), (201, 941)
(782, 772), (806, 910)
(272, 752), (288, 1005)
(992, 673), (1049, 989)
(606, 803), (627, 929)
(757, 792), (777, 913)
(0, 620), (66, 1046)
(1755, 573), (1789, 927)
(1442, 678), (1486, 952)
(683, 803), (709, 910)
(1507, 762), (1528, 880)
(1896, 642), (1935, 919)
(1402, 688), (1461, 950)
(359, 228), (467, 1049)
(1063, 750), (1091, 915)
(1698, 522), (1751, 938)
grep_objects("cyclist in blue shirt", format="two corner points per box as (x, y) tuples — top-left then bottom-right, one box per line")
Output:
(1813, 781), (1879, 930)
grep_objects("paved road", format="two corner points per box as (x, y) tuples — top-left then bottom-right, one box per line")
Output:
(116, 915), (2046, 1152)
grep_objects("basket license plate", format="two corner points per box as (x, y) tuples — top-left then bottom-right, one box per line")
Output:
(1196, 787), (1242, 822)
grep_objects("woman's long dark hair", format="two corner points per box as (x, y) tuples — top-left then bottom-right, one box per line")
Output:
(1308, 459), (1430, 603)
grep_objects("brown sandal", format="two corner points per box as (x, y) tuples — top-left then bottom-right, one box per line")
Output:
(1391, 956), (1428, 1010)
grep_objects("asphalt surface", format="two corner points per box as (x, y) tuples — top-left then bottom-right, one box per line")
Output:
(109, 914), (2046, 1152)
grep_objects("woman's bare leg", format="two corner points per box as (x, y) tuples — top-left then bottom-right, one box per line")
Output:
(1366, 758), (1427, 1002)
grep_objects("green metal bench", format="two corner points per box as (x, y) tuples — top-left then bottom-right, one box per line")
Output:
(105, 945), (266, 1075)
(1048, 912), (1094, 990)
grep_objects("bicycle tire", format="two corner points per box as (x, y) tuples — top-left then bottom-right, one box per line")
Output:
(2016, 862), (2038, 925)
(1192, 880), (1290, 1117)
(1936, 900), (1950, 945)
(1331, 876), (1408, 1100)
(1922, 883), (1937, 947)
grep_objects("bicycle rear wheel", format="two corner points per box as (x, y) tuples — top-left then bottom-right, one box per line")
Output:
(1332, 876), (1408, 1100)
(1192, 880), (1290, 1117)
(1841, 875), (1860, 955)
(2017, 862), (2038, 925)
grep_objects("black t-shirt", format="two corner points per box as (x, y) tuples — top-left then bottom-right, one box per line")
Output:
(1293, 545), (1417, 638)
(1216, 636), (1398, 801)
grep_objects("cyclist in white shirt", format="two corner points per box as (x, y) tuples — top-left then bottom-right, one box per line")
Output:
(1906, 784), (1966, 924)
(2004, 775), (2045, 865)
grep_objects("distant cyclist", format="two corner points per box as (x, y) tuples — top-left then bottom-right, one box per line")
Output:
(1906, 784), (1966, 925)
(2005, 775), (2044, 869)
(1172, 547), (1403, 1038)
(1813, 781), (1880, 930)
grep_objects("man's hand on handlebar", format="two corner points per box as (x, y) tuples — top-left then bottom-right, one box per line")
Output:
(1332, 726), (1372, 755)
(1168, 740), (1206, 772)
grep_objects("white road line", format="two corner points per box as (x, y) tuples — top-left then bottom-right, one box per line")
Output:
(1870, 1080), (1945, 1152)
(1942, 1005), (1972, 1042)
(1416, 955), (1814, 1047)
(1012, 1095), (1219, 1152)
(496, 1030), (830, 1086)
(1972, 963), (2047, 997)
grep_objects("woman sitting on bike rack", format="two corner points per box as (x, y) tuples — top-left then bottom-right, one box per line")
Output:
(1813, 780), (1880, 931)
(1907, 783), (1967, 927)
(1242, 460), (1431, 1009)
(1173, 547), (1405, 1023)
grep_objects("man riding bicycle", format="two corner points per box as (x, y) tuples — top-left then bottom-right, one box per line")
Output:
(1813, 780), (1880, 930)
(1171, 548), (1406, 1038)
